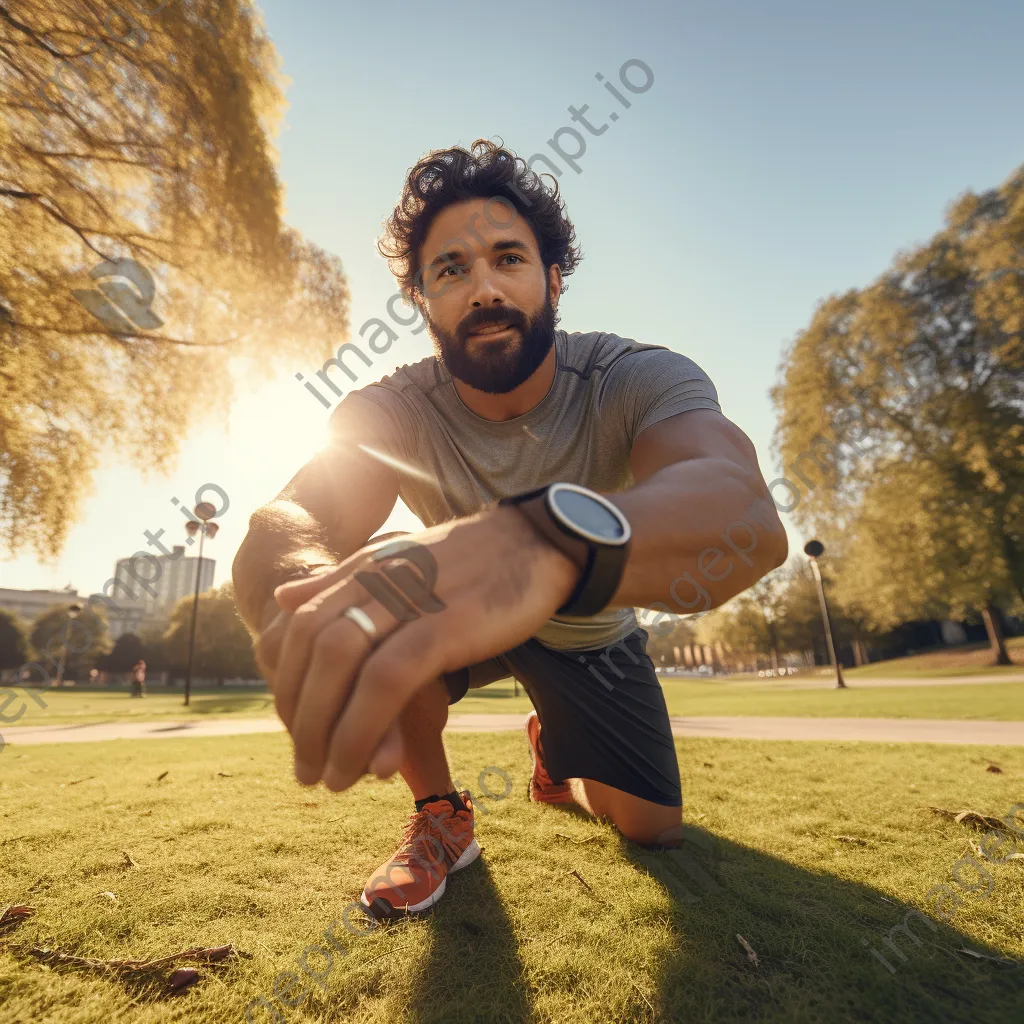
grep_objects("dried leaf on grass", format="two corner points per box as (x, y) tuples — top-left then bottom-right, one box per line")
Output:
(925, 807), (1009, 832)
(956, 948), (1019, 965)
(168, 967), (200, 993)
(986, 764), (1003, 774)
(216, 772), (233, 778)
(64, 777), (95, 787)
(29, 943), (239, 972)
(122, 852), (138, 869)
(736, 934), (760, 968)
(98, 891), (118, 902)
(567, 868), (607, 904)
(833, 835), (870, 846)
(0, 905), (34, 931)
(156, 771), (169, 781)
(554, 833), (600, 845)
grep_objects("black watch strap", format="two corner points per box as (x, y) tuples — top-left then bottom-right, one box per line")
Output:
(499, 485), (630, 617)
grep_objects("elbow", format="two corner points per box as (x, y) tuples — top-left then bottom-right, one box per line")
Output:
(769, 522), (788, 570)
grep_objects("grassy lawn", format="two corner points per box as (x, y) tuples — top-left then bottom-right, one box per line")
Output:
(7, 679), (1024, 730)
(0, 689), (277, 727)
(1, 733), (1022, 1023)
(846, 636), (1024, 679)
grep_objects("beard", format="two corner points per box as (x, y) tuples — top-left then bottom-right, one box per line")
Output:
(424, 291), (557, 395)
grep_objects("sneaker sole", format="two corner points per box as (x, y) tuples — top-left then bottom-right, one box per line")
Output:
(360, 838), (481, 920)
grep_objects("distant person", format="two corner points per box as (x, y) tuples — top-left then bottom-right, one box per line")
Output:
(233, 140), (787, 921)
(130, 660), (146, 698)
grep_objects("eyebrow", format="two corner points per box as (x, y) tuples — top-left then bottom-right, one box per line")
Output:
(427, 238), (530, 271)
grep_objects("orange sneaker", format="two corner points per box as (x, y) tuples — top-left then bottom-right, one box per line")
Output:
(360, 791), (479, 920)
(525, 711), (574, 805)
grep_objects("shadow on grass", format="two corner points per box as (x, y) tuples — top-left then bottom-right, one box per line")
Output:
(617, 827), (1023, 1024)
(407, 858), (534, 1024)
(185, 697), (276, 716)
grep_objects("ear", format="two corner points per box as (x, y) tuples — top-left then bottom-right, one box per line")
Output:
(548, 264), (563, 309)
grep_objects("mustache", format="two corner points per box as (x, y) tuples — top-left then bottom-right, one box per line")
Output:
(460, 309), (526, 337)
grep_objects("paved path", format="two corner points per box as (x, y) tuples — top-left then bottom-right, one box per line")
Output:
(5, 714), (1024, 747)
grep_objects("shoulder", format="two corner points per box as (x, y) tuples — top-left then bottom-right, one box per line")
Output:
(561, 330), (716, 392)
(327, 355), (441, 448)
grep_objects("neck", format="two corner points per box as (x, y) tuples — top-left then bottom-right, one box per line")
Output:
(451, 335), (558, 421)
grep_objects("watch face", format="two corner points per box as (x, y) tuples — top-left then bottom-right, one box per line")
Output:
(550, 487), (626, 541)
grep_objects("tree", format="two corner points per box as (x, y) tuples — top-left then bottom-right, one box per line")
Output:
(1, 1), (350, 557)
(772, 164), (1024, 664)
(163, 581), (258, 684)
(0, 608), (28, 674)
(29, 602), (110, 682)
(97, 631), (145, 672)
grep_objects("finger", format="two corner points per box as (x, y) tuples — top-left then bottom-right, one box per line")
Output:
(273, 577), (370, 730)
(321, 616), (450, 792)
(274, 565), (343, 612)
(367, 722), (405, 779)
(255, 608), (289, 687)
(290, 600), (403, 785)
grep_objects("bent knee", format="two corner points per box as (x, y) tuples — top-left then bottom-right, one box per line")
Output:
(613, 811), (683, 848)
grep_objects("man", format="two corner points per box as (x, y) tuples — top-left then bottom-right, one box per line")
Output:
(130, 659), (146, 698)
(233, 140), (787, 921)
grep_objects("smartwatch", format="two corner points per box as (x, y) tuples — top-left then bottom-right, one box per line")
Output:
(498, 482), (632, 617)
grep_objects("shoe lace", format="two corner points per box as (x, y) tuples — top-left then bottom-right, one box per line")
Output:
(393, 806), (464, 871)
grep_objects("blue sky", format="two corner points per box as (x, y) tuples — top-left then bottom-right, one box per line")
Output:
(4, 0), (1023, 594)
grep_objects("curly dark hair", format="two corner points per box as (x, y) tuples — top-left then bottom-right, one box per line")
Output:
(378, 138), (583, 303)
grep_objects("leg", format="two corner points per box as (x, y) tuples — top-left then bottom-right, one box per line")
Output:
(395, 675), (454, 801)
(504, 626), (685, 846)
(361, 673), (481, 920)
(573, 779), (683, 846)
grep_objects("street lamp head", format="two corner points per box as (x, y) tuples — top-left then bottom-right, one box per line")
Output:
(185, 519), (200, 537)
(195, 502), (217, 522)
(803, 539), (825, 559)
(204, 522), (220, 539)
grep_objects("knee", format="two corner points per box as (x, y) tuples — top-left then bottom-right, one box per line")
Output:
(613, 811), (684, 848)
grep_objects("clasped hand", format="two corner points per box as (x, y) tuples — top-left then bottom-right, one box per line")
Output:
(255, 507), (578, 793)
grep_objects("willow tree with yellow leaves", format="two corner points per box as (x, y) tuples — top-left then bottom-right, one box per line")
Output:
(771, 166), (1024, 664)
(0, 0), (349, 557)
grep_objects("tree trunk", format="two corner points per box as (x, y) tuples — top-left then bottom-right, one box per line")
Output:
(852, 638), (866, 667)
(770, 647), (779, 674)
(981, 605), (1012, 666)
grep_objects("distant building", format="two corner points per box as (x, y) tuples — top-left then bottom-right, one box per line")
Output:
(0, 585), (81, 626)
(99, 546), (215, 640)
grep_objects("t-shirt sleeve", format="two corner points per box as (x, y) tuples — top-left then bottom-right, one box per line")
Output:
(327, 384), (415, 461)
(603, 345), (722, 442)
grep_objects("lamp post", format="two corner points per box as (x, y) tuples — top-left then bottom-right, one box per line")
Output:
(183, 502), (219, 707)
(54, 602), (83, 688)
(803, 540), (846, 689)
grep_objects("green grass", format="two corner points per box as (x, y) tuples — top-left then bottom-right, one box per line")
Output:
(1, 733), (1022, 1023)
(7, 679), (1023, 730)
(846, 636), (1024, 679)
(0, 689), (278, 727)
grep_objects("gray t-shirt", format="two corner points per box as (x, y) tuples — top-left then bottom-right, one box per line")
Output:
(333, 329), (721, 651)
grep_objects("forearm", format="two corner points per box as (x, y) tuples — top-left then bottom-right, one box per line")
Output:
(232, 500), (341, 633)
(609, 457), (787, 614)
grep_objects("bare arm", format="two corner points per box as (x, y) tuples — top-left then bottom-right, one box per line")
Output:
(232, 430), (400, 634)
(612, 408), (788, 611)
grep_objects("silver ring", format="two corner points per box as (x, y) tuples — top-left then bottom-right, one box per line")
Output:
(341, 605), (379, 644)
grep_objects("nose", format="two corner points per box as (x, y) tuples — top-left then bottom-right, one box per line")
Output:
(465, 259), (507, 309)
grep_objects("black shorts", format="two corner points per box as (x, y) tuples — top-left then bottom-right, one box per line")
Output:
(442, 626), (682, 807)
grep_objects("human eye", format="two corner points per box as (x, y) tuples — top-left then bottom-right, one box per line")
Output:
(499, 254), (523, 266)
